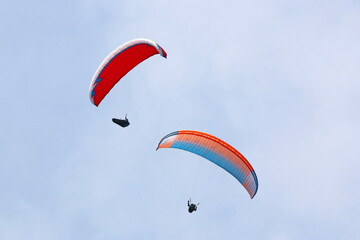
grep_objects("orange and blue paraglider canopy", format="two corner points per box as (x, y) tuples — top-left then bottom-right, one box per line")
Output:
(157, 130), (259, 199)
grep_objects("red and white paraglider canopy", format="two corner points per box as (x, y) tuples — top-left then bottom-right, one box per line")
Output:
(89, 38), (167, 106)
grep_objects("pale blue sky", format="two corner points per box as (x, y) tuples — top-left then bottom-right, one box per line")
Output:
(1, 0), (359, 239)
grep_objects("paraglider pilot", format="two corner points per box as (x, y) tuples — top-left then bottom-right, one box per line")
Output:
(112, 114), (130, 128)
(187, 199), (199, 213)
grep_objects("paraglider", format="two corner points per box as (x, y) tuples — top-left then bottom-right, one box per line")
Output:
(89, 38), (167, 107)
(112, 114), (130, 127)
(156, 130), (258, 199)
(187, 199), (199, 213)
